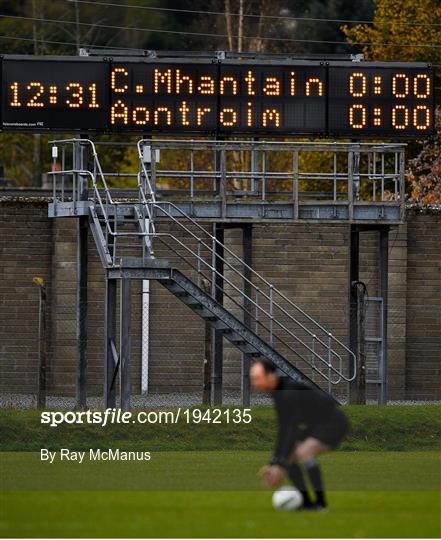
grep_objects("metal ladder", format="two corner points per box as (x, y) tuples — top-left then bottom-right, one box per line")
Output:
(49, 138), (357, 397)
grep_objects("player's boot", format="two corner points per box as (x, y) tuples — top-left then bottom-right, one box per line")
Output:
(301, 502), (329, 512)
(298, 499), (315, 511)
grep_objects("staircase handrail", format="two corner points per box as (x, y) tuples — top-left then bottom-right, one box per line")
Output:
(136, 139), (356, 383)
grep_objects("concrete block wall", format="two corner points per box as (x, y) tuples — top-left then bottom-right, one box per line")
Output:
(0, 198), (440, 400)
(0, 202), (53, 393)
(405, 211), (441, 399)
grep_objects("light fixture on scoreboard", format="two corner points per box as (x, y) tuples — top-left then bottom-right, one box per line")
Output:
(0, 55), (434, 137)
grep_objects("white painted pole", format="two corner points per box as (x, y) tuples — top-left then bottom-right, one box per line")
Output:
(141, 216), (150, 394)
(141, 277), (150, 394)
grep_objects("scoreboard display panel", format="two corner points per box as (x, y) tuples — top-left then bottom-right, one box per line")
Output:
(214, 62), (326, 133)
(3, 58), (109, 130)
(328, 63), (434, 136)
(0, 55), (435, 138)
(109, 60), (220, 132)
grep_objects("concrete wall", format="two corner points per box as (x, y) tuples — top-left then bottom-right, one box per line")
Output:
(405, 210), (441, 399)
(0, 198), (439, 400)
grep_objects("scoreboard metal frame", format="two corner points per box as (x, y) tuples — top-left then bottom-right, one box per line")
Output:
(0, 54), (435, 138)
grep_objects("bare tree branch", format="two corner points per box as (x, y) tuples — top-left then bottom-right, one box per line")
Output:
(238, 0), (244, 52)
(224, 0), (234, 51)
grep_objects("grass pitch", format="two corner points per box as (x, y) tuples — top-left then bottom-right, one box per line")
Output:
(2, 489), (440, 538)
(1, 451), (440, 538)
(1, 405), (440, 537)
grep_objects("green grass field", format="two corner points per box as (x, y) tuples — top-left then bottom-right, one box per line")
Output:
(1, 405), (440, 537)
(2, 488), (439, 538)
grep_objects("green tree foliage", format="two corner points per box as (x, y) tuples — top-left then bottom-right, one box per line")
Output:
(0, 0), (174, 54)
(342, 0), (441, 71)
(166, 0), (373, 54)
(407, 107), (441, 204)
(0, 0), (176, 187)
(342, 0), (441, 202)
(0, 0), (376, 189)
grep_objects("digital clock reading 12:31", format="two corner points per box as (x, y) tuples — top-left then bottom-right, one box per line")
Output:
(0, 55), (434, 137)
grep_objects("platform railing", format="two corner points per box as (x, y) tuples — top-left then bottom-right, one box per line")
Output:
(143, 139), (406, 218)
(49, 138), (157, 262)
(136, 140), (356, 387)
(48, 137), (359, 389)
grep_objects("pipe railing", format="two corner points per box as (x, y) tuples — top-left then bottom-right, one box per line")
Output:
(48, 137), (360, 387)
(144, 139), (406, 206)
(136, 140), (356, 384)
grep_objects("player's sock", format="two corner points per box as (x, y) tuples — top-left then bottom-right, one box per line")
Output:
(286, 463), (312, 506)
(304, 459), (326, 507)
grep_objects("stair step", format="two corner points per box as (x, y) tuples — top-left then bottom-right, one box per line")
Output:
(201, 314), (218, 321)
(183, 297), (201, 306)
(97, 218), (139, 223)
(229, 333), (247, 343)
(192, 306), (216, 319)
(166, 283), (182, 291)
(156, 271), (326, 396)
(212, 321), (231, 331)
(241, 346), (260, 354)
(229, 340), (259, 354)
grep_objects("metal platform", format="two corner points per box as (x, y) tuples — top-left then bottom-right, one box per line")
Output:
(48, 198), (402, 223)
(45, 137), (363, 409)
(44, 137), (400, 408)
(48, 139), (406, 224)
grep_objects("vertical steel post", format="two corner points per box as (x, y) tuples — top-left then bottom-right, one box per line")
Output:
(76, 135), (89, 410)
(211, 223), (224, 405)
(311, 336), (316, 382)
(76, 215), (88, 409)
(348, 151), (354, 221)
(120, 278), (132, 411)
(34, 277), (47, 409)
(220, 149), (227, 218)
(348, 225), (360, 403)
(104, 276), (117, 408)
(262, 151), (266, 201)
(353, 146), (361, 201)
(242, 224), (253, 407)
(202, 278), (212, 405)
(399, 149), (406, 221)
(355, 283), (366, 404)
(379, 227), (389, 405)
(251, 143), (259, 193)
(293, 150), (299, 220)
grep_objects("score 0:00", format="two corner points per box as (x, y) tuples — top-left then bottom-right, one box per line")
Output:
(348, 103), (431, 130)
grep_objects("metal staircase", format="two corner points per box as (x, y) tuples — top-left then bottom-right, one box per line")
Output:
(48, 138), (357, 399)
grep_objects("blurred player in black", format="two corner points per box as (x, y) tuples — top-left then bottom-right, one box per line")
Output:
(250, 359), (348, 511)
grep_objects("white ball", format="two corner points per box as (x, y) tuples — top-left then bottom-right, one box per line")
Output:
(272, 487), (304, 511)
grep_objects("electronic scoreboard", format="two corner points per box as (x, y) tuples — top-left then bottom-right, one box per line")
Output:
(0, 55), (435, 137)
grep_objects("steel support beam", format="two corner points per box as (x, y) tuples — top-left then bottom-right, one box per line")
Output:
(76, 215), (88, 409)
(104, 277), (117, 408)
(379, 227), (389, 405)
(120, 278), (132, 411)
(241, 224), (253, 406)
(211, 223), (224, 405)
(348, 225), (360, 404)
(75, 133), (89, 410)
(35, 279), (47, 409)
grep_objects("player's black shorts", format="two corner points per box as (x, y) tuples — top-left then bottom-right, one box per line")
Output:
(307, 408), (349, 449)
